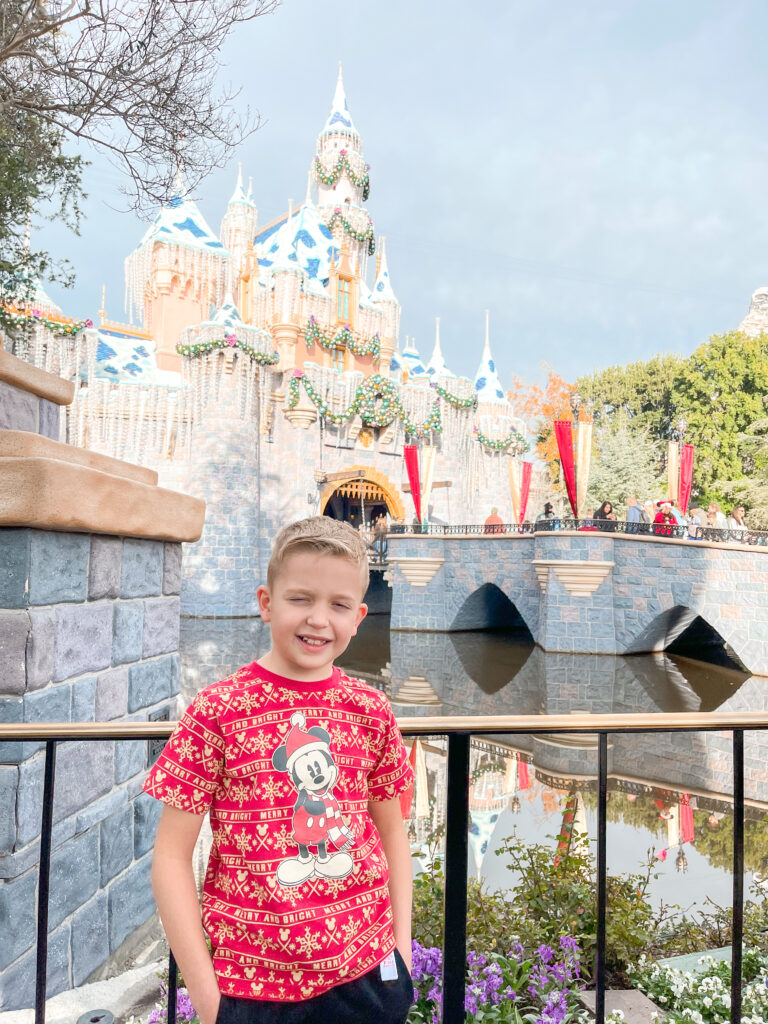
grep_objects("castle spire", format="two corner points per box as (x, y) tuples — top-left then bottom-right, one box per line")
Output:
(473, 310), (505, 402)
(228, 162), (252, 206)
(427, 316), (454, 378)
(322, 61), (359, 140)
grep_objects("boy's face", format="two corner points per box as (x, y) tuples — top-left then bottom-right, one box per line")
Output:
(257, 551), (368, 681)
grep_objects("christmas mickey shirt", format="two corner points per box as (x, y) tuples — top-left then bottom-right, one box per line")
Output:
(143, 662), (413, 1002)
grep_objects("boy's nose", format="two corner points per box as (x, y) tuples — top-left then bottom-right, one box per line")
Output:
(306, 606), (330, 627)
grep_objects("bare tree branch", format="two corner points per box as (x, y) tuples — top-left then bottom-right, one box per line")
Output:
(0, 0), (278, 211)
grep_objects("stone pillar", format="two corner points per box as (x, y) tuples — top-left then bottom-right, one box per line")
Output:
(0, 350), (205, 1010)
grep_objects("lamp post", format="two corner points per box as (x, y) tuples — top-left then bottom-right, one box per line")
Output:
(667, 416), (688, 504)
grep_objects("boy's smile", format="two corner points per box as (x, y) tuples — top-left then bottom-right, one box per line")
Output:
(257, 550), (368, 681)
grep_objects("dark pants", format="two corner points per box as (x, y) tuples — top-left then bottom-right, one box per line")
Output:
(215, 949), (414, 1024)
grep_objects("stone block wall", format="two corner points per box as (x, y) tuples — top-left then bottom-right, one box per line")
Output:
(0, 378), (62, 441)
(0, 529), (182, 1011)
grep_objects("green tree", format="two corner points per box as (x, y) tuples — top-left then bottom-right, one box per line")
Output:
(670, 331), (768, 504)
(576, 353), (683, 447)
(727, 396), (768, 528)
(586, 415), (663, 513)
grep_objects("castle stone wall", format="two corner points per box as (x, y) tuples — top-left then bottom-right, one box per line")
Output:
(0, 530), (181, 1010)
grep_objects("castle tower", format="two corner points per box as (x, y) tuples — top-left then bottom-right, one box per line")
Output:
(124, 173), (229, 372)
(313, 64), (375, 280)
(220, 165), (258, 307)
(370, 236), (400, 366)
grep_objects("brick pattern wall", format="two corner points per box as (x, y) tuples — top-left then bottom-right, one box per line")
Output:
(0, 529), (182, 1010)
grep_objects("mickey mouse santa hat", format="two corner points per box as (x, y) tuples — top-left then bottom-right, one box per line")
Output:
(284, 711), (330, 772)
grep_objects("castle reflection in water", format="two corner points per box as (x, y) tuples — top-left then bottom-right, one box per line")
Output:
(180, 615), (768, 908)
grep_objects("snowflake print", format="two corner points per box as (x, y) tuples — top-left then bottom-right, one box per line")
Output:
(293, 927), (322, 957)
(233, 828), (252, 855)
(218, 874), (235, 897)
(320, 875), (350, 899)
(331, 725), (347, 748)
(271, 823), (292, 856)
(260, 776), (283, 805)
(252, 731), (273, 757)
(229, 781), (251, 807)
(174, 736), (197, 761)
(162, 784), (186, 809)
(236, 690), (261, 715)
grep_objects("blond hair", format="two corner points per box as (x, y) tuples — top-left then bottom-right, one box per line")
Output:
(267, 517), (370, 592)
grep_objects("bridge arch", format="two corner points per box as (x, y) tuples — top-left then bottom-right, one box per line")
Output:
(623, 604), (747, 671)
(449, 582), (534, 639)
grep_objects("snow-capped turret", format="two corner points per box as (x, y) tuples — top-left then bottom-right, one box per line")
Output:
(401, 336), (427, 378)
(220, 164), (258, 301)
(371, 236), (400, 343)
(313, 64), (374, 276)
(473, 310), (505, 402)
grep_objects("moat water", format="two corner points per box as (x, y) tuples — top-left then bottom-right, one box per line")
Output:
(180, 614), (768, 921)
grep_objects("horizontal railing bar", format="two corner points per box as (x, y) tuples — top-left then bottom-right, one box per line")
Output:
(3, 711), (768, 741)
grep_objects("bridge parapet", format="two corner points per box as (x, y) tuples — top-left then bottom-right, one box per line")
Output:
(387, 528), (768, 676)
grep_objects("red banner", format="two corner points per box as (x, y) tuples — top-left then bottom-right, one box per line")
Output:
(518, 759), (530, 790)
(403, 444), (422, 522)
(678, 444), (694, 514)
(680, 794), (694, 845)
(520, 462), (532, 524)
(554, 420), (578, 516)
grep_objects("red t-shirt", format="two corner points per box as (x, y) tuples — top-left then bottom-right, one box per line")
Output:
(143, 662), (413, 1003)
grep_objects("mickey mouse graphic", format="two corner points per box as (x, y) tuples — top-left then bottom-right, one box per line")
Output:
(271, 711), (355, 887)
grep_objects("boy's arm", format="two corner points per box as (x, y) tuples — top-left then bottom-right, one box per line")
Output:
(369, 797), (412, 971)
(152, 805), (220, 1024)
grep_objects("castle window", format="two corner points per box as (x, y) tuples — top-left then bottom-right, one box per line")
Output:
(332, 347), (345, 373)
(337, 277), (350, 322)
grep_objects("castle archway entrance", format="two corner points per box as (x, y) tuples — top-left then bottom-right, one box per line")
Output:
(320, 466), (406, 530)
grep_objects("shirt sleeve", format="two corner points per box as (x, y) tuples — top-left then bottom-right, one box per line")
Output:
(143, 686), (225, 815)
(367, 698), (414, 802)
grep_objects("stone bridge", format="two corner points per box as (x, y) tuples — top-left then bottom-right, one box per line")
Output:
(387, 529), (768, 677)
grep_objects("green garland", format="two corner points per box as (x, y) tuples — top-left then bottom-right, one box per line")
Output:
(314, 154), (370, 201)
(431, 381), (478, 410)
(327, 210), (376, 256)
(474, 426), (530, 453)
(304, 318), (380, 360)
(288, 372), (441, 437)
(0, 305), (92, 336)
(176, 334), (279, 365)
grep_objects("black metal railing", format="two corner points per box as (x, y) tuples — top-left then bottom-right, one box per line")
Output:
(2, 712), (767, 1024)
(389, 519), (768, 544)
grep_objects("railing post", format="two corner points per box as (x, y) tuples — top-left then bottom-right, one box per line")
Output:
(442, 732), (470, 1024)
(595, 733), (608, 1024)
(35, 739), (57, 1024)
(731, 729), (744, 1024)
(168, 950), (178, 1024)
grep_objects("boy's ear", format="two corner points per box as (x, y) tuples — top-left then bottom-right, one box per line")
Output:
(352, 603), (368, 635)
(257, 584), (271, 621)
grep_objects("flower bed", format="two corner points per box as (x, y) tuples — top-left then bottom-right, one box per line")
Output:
(630, 948), (768, 1023)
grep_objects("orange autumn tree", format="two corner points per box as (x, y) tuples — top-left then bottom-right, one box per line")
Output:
(509, 364), (585, 481)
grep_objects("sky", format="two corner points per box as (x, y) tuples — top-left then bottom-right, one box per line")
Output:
(37, 0), (768, 388)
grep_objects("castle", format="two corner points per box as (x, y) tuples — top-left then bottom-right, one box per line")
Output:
(3, 67), (531, 616)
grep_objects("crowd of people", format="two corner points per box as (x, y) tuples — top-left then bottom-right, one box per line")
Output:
(533, 498), (752, 540)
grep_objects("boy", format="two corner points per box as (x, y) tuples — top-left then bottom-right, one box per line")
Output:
(144, 518), (414, 1024)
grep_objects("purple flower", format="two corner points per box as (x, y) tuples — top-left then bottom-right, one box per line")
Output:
(84, 318), (94, 328)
